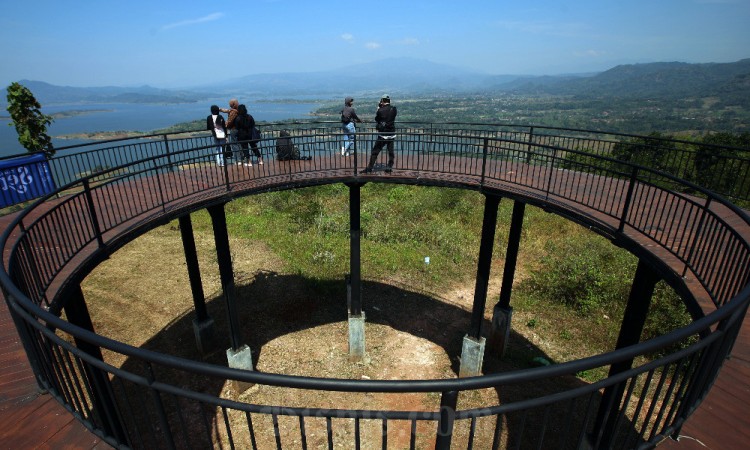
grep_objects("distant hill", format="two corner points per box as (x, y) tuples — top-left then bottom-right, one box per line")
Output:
(3, 58), (749, 107)
(201, 57), (519, 97)
(501, 59), (750, 105)
(0, 80), (212, 106)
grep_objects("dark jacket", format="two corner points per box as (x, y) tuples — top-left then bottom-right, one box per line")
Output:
(207, 114), (226, 139)
(341, 97), (362, 124)
(235, 108), (256, 142)
(375, 104), (397, 135)
(276, 130), (300, 160)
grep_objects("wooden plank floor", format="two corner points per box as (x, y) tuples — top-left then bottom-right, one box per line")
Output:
(0, 155), (748, 449)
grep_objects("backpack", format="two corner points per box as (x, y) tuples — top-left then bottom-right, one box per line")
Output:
(276, 130), (299, 160)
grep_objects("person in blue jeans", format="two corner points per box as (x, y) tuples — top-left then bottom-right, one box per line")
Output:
(340, 96), (362, 156)
(206, 105), (228, 166)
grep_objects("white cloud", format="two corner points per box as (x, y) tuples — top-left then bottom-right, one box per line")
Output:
(161, 12), (224, 31)
(341, 33), (354, 42)
(574, 50), (608, 58)
(365, 42), (381, 50)
(399, 37), (420, 46)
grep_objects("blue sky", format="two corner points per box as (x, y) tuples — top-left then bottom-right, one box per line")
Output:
(1, 0), (748, 88)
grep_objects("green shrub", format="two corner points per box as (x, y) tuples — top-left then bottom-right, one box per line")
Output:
(522, 236), (634, 315)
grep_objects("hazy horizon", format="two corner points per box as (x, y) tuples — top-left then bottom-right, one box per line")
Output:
(1, 1), (749, 89)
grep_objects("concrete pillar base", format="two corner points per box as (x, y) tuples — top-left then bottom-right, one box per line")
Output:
(192, 317), (215, 355)
(348, 313), (366, 362)
(488, 305), (513, 358)
(459, 335), (486, 378)
(227, 344), (254, 392)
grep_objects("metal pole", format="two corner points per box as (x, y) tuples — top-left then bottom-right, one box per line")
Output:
(348, 182), (363, 316)
(498, 200), (525, 310)
(65, 285), (129, 444)
(83, 178), (105, 248)
(178, 214), (208, 322)
(435, 390), (459, 450)
(594, 259), (660, 448)
(618, 166), (640, 233)
(207, 203), (242, 351)
(469, 194), (501, 340)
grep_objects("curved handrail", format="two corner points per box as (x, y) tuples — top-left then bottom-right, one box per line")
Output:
(2, 123), (749, 449)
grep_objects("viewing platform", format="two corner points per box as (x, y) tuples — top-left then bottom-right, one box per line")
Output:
(1, 123), (749, 449)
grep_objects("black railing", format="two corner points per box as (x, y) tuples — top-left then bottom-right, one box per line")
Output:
(1, 123), (749, 449)
(6, 121), (748, 203)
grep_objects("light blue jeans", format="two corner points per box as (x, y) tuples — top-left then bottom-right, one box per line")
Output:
(342, 122), (356, 154)
(215, 138), (227, 165)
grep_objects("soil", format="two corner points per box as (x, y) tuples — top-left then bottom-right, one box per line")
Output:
(81, 222), (594, 449)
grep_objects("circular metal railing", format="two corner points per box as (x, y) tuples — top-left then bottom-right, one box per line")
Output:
(1, 123), (749, 449)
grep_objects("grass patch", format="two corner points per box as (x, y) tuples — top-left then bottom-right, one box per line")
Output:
(169, 184), (690, 370)
(84, 184), (693, 377)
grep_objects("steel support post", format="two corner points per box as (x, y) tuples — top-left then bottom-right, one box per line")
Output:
(593, 259), (660, 448)
(489, 200), (525, 356)
(468, 193), (501, 340)
(347, 182), (365, 360)
(348, 182), (363, 317)
(178, 214), (215, 354)
(65, 285), (128, 444)
(207, 203), (243, 353)
(462, 193), (500, 377)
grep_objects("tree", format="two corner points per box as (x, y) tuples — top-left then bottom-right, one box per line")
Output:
(6, 82), (55, 155)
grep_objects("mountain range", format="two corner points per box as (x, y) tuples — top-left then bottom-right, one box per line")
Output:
(3, 57), (749, 107)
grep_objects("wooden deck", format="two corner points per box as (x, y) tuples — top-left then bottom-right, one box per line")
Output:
(1, 155), (749, 449)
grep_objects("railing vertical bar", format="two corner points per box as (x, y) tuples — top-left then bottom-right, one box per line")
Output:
(272, 413), (282, 450)
(649, 361), (686, 442)
(683, 196), (713, 276)
(480, 138), (489, 187)
(557, 397), (576, 448)
(491, 414), (503, 450)
(245, 411), (259, 450)
(326, 416), (334, 450)
(435, 390), (458, 450)
(220, 406), (235, 450)
(467, 416), (477, 450)
(618, 166), (639, 232)
(173, 396), (191, 449)
(82, 178), (105, 248)
(535, 405), (552, 450)
(145, 362), (176, 450)
(299, 416), (308, 450)
(410, 418), (417, 450)
(381, 418), (387, 450)
(637, 365), (670, 442)
(354, 417), (361, 450)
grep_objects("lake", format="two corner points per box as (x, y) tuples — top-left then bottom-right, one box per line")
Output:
(0, 99), (325, 158)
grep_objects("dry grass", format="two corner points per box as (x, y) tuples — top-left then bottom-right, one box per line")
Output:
(78, 203), (655, 448)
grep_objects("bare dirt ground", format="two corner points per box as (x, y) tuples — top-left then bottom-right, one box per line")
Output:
(81, 223), (599, 449)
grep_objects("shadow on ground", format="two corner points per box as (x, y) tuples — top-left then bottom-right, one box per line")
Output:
(112, 271), (642, 449)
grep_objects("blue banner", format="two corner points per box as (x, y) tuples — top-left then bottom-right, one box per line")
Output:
(0, 153), (57, 208)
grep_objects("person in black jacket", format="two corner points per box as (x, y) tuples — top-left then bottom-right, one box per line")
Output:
(234, 104), (262, 166)
(363, 95), (398, 173)
(206, 105), (228, 166)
